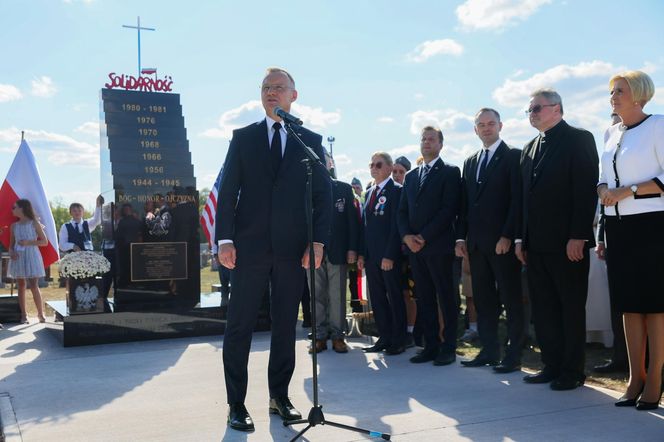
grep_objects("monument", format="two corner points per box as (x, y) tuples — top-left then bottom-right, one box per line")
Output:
(45, 17), (273, 346)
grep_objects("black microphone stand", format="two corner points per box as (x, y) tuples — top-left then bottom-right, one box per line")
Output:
(282, 121), (390, 441)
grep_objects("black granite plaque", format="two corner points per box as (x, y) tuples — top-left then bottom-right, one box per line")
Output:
(130, 242), (187, 281)
(100, 88), (199, 311)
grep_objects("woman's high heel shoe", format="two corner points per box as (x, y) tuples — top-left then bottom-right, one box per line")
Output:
(615, 385), (644, 407)
(636, 383), (662, 411)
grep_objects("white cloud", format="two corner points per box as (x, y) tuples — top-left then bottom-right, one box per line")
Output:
(74, 121), (100, 136)
(201, 100), (341, 139)
(492, 60), (616, 107)
(409, 109), (475, 135)
(406, 39), (464, 63)
(31, 76), (57, 98)
(414, 93), (425, 100)
(0, 127), (99, 167)
(332, 154), (351, 166)
(388, 144), (420, 157)
(291, 103), (341, 130)
(377, 116), (395, 124)
(456, 0), (552, 31)
(0, 83), (22, 102)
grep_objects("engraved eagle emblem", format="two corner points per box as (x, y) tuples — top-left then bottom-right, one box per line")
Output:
(75, 283), (99, 311)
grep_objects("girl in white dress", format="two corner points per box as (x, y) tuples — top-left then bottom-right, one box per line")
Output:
(8, 199), (48, 323)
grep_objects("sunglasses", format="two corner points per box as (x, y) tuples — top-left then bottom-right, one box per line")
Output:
(369, 161), (384, 169)
(526, 104), (557, 115)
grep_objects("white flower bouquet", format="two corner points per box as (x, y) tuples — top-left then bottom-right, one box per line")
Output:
(59, 251), (111, 279)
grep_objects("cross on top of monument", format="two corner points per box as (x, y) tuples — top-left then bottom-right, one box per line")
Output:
(122, 16), (156, 78)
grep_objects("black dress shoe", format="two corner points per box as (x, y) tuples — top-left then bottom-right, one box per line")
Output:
(523, 370), (557, 384)
(363, 341), (389, 353)
(228, 403), (254, 432)
(433, 351), (456, 366)
(636, 400), (660, 411)
(460, 355), (499, 367)
(385, 344), (406, 355)
(269, 397), (302, 421)
(550, 377), (584, 391)
(410, 348), (438, 363)
(593, 360), (629, 374)
(493, 362), (521, 373)
(615, 385), (644, 407)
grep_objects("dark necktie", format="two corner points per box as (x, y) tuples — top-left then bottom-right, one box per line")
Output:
(74, 222), (79, 232)
(419, 164), (431, 188)
(271, 122), (282, 175)
(477, 149), (489, 183)
(367, 187), (379, 212)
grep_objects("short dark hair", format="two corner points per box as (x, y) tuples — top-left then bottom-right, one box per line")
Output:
(421, 126), (443, 143)
(475, 108), (501, 122)
(69, 202), (84, 213)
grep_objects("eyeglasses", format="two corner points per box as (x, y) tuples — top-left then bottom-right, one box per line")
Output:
(369, 161), (384, 169)
(525, 104), (557, 115)
(11, 205), (17, 209)
(261, 85), (292, 94)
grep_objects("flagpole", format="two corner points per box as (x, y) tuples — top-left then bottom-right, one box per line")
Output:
(21, 131), (24, 141)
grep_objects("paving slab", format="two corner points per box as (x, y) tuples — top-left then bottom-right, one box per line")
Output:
(0, 322), (662, 441)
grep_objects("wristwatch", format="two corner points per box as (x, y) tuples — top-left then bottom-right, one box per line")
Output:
(630, 184), (638, 196)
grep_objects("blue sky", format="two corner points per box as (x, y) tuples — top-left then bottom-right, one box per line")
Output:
(1, 0), (663, 208)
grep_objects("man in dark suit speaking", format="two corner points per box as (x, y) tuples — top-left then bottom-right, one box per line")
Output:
(516, 89), (598, 391)
(216, 67), (332, 431)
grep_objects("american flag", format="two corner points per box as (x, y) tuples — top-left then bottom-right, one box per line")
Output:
(200, 168), (223, 247)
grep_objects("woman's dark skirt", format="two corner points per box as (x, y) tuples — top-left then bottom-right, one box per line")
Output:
(605, 210), (664, 313)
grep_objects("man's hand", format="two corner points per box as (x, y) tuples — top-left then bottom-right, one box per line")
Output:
(346, 250), (357, 265)
(455, 241), (468, 259)
(302, 243), (324, 269)
(357, 255), (365, 271)
(566, 239), (585, 262)
(403, 234), (424, 253)
(96, 194), (104, 207)
(595, 243), (606, 261)
(9, 251), (18, 260)
(218, 243), (237, 269)
(415, 234), (426, 247)
(495, 236), (512, 255)
(381, 258), (394, 271)
(515, 243), (527, 265)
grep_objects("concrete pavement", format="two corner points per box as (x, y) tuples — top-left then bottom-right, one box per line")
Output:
(0, 321), (662, 441)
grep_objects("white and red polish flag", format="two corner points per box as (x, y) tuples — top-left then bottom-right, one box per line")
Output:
(0, 139), (59, 267)
(200, 168), (223, 248)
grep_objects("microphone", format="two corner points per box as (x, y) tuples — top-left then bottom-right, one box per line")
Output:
(273, 106), (303, 126)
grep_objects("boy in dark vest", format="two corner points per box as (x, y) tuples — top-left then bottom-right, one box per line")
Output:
(58, 195), (103, 253)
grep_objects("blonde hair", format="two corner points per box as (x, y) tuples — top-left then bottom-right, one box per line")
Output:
(371, 151), (393, 166)
(609, 70), (655, 106)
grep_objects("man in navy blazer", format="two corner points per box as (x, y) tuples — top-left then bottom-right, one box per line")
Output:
(455, 108), (524, 373)
(398, 126), (461, 366)
(358, 152), (407, 355)
(216, 68), (332, 431)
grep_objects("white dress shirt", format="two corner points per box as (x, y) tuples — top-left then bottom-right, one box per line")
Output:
(58, 206), (101, 251)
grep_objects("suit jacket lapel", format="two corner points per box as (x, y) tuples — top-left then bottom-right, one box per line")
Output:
(254, 119), (275, 180)
(475, 142), (507, 199)
(417, 158), (442, 198)
(531, 129), (566, 187)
